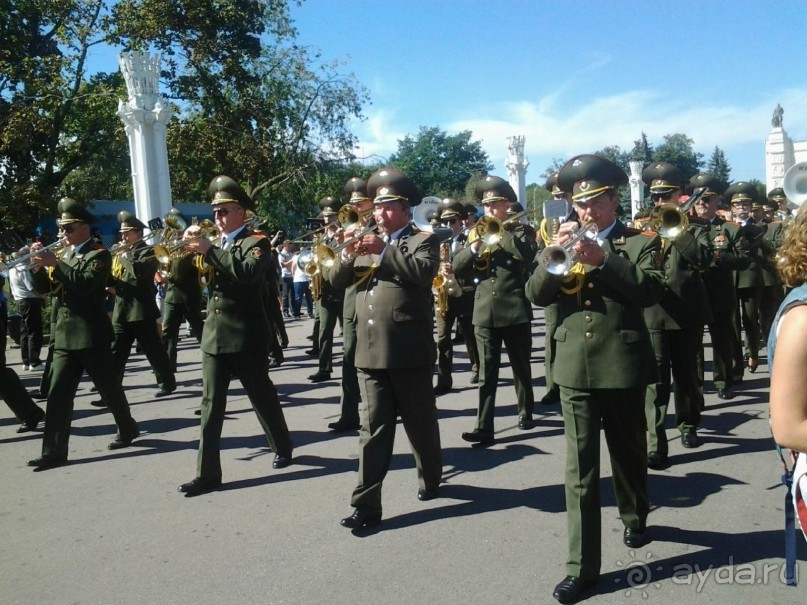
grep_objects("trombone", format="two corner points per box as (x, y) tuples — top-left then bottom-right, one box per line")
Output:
(0, 239), (66, 277)
(649, 187), (707, 239)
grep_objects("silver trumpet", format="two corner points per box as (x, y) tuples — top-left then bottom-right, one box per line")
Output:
(538, 221), (599, 276)
(0, 238), (66, 277)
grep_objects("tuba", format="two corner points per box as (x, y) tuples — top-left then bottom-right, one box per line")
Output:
(783, 162), (807, 207)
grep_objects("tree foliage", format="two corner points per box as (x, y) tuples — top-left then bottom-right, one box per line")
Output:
(652, 133), (704, 178)
(388, 127), (492, 199)
(706, 146), (732, 184)
(629, 132), (654, 166)
(0, 0), (369, 238)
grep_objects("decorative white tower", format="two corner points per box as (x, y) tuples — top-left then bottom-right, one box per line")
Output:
(628, 161), (645, 220)
(117, 52), (174, 224)
(505, 136), (529, 204)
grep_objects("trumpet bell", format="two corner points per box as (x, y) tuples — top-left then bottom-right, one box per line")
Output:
(540, 246), (572, 276)
(164, 214), (187, 231)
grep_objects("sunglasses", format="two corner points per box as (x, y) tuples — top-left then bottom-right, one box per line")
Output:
(650, 192), (674, 202)
(212, 208), (230, 217)
(59, 224), (79, 234)
(442, 218), (459, 225)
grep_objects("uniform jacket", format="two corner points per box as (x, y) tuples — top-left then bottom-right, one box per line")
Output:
(702, 218), (750, 309)
(317, 233), (345, 305)
(760, 221), (784, 287)
(111, 243), (161, 323)
(643, 222), (713, 330)
(200, 229), (272, 355)
(736, 220), (775, 290)
(32, 240), (113, 351)
(165, 253), (203, 306)
(452, 224), (536, 328)
(330, 224), (439, 369)
(526, 221), (664, 389)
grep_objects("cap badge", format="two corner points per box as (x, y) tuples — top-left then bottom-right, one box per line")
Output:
(572, 159), (582, 167)
(579, 181), (590, 192)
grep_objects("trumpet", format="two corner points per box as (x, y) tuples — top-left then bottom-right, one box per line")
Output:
(0, 239), (66, 277)
(473, 209), (539, 246)
(316, 224), (382, 268)
(649, 187), (707, 239)
(538, 221), (600, 276)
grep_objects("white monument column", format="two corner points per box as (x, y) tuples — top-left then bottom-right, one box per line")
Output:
(117, 52), (174, 224)
(629, 160), (644, 220)
(506, 136), (529, 204)
(765, 105), (795, 194)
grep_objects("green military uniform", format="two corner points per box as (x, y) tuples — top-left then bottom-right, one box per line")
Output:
(309, 197), (344, 382)
(435, 199), (479, 393)
(0, 275), (44, 432)
(330, 168), (442, 520)
(526, 155), (664, 590)
(109, 211), (175, 396)
(30, 200), (138, 466)
(322, 177), (372, 431)
(641, 163), (712, 462)
(688, 174), (750, 399)
(729, 182), (771, 374)
(161, 210), (204, 371)
(454, 176), (536, 442)
(535, 173), (577, 404)
(759, 204), (784, 342)
(192, 176), (293, 485)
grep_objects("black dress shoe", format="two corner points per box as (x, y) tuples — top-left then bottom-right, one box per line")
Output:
(27, 456), (67, 470)
(461, 430), (494, 445)
(340, 509), (382, 529)
(552, 576), (598, 603)
(178, 477), (222, 497)
(417, 487), (439, 501)
(154, 386), (175, 398)
(305, 348), (318, 356)
(307, 371), (331, 383)
(434, 385), (451, 396)
(623, 527), (648, 548)
(328, 420), (361, 432)
(717, 387), (734, 400)
(90, 399), (108, 408)
(681, 431), (699, 448)
(469, 374), (479, 385)
(540, 392), (561, 405)
(17, 407), (45, 433)
(272, 452), (293, 469)
(108, 425), (140, 450)
(647, 451), (667, 470)
(518, 416), (535, 430)
(267, 358), (282, 368)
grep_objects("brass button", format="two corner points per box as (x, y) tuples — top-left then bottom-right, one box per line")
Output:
(588, 282), (594, 288)
(490, 278), (496, 284)
(214, 309), (221, 315)
(584, 300), (591, 307)
(63, 312), (69, 318)
(214, 296), (219, 302)
(585, 315), (592, 323)
(368, 319), (374, 326)
(585, 332), (593, 339)
(368, 304), (373, 311)
(492, 291), (497, 297)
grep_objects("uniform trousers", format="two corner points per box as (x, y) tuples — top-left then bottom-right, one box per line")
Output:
(43, 347), (136, 459)
(162, 300), (204, 370)
(17, 297), (44, 366)
(197, 351), (292, 479)
(352, 365), (442, 514)
(473, 323), (534, 432)
(645, 328), (703, 456)
(336, 313), (361, 425)
(316, 297), (340, 373)
(697, 302), (738, 391)
(1, 368), (42, 423)
(560, 385), (648, 581)
(435, 302), (478, 390)
(543, 302), (560, 396)
(736, 286), (762, 361)
(112, 319), (176, 391)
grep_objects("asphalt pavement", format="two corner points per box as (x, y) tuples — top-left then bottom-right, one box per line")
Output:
(1, 310), (804, 604)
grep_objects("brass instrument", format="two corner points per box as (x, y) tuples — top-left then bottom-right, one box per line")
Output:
(151, 219), (217, 278)
(474, 209), (539, 247)
(337, 205), (372, 229)
(112, 229), (164, 256)
(433, 240), (450, 318)
(1, 239), (66, 277)
(648, 187), (707, 239)
(783, 161), (807, 207)
(315, 225), (382, 269)
(538, 221), (600, 276)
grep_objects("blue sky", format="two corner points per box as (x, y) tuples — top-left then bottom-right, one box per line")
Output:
(289, 0), (807, 182)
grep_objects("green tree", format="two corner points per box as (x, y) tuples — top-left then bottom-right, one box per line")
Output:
(652, 133), (704, 178)
(0, 0), (369, 238)
(706, 146), (732, 184)
(629, 131), (654, 166)
(388, 127), (492, 198)
(541, 157), (566, 179)
(748, 178), (766, 200)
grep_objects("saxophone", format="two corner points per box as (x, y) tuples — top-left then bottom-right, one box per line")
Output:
(433, 240), (450, 318)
